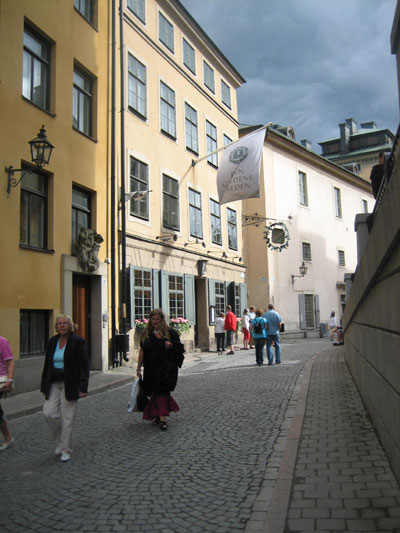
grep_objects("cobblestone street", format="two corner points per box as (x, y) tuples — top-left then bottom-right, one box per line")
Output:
(1, 339), (325, 533)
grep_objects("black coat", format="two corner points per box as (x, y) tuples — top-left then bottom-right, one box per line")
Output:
(141, 328), (185, 397)
(40, 333), (89, 401)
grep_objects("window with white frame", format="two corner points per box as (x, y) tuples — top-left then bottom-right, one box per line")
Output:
(159, 12), (174, 52)
(206, 120), (218, 167)
(223, 134), (232, 147)
(127, 0), (145, 23)
(169, 274), (184, 318)
(73, 66), (93, 136)
(74, 0), (95, 23)
(298, 170), (308, 206)
(203, 61), (215, 93)
(227, 208), (238, 250)
(128, 54), (146, 118)
(338, 250), (346, 266)
(221, 80), (231, 108)
(334, 187), (342, 218)
(302, 242), (312, 262)
(210, 199), (222, 245)
(215, 282), (225, 316)
(189, 189), (202, 238)
(185, 103), (198, 154)
(134, 268), (152, 320)
(130, 157), (149, 220)
(22, 26), (51, 110)
(183, 38), (195, 74)
(163, 174), (179, 230)
(160, 81), (176, 139)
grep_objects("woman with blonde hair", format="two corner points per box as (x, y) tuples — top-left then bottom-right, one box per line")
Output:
(136, 309), (185, 430)
(40, 314), (89, 462)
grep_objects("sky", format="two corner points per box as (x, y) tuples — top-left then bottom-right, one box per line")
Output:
(180, 0), (399, 153)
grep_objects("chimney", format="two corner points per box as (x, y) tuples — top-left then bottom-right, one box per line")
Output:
(300, 139), (312, 150)
(345, 118), (358, 134)
(339, 122), (351, 154)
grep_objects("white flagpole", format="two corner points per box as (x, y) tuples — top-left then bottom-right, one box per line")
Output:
(191, 122), (271, 167)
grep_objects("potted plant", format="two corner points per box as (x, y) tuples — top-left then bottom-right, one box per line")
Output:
(169, 317), (191, 336)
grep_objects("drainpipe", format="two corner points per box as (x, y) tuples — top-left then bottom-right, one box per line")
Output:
(110, 0), (117, 366)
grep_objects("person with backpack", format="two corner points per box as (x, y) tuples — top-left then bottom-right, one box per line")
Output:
(251, 309), (268, 366)
(263, 304), (282, 365)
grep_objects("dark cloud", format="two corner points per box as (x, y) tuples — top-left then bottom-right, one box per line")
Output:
(180, 0), (398, 151)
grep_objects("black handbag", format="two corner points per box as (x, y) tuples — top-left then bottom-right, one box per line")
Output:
(136, 377), (149, 412)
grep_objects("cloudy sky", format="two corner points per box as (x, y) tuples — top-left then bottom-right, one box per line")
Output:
(180, 0), (398, 153)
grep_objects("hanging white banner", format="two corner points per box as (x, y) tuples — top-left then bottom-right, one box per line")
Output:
(217, 128), (266, 205)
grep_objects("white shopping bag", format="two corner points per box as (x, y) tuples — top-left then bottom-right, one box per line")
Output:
(127, 378), (140, 413)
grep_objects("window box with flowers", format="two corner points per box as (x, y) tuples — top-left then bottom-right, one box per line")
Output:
(135, 318), (148, 333)
(169, 317), (191, 336)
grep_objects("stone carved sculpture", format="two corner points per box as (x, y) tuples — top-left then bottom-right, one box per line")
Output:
(76, 228), (104, 272)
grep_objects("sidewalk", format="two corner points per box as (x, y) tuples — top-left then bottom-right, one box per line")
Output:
(3, 350), (202, 420)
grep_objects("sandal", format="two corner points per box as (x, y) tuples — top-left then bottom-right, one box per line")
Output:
(160, 421), (168, 431)
(152, 417), (160, 425)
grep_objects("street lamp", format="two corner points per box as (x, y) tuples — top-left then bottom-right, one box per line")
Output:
(5, 125), (54, 197)
(291, 261), (308, 284)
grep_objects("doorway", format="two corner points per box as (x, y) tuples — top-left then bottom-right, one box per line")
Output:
(73, 274), (91, 358)
(195, 277), (208, 348)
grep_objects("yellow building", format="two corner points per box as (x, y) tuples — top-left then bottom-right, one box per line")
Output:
(119, 0), (247, 355)
(0, 0), (110, 391)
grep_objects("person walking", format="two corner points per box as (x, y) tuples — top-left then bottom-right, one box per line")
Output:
(251, 309), (268, 366)
(136, 309), (185, 431)
(224, 305), (237, 355)
(40, 314), (89, 462)
(215, 312), (225, 354)
(241, 309), (250, 350)
(329, 311), (338, 340)
(248, 306), (256, 349)
(0, 336), (15, 451)
(263, 304), (282, 365)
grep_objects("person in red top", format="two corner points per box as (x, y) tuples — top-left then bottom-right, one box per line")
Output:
(224, 305), (237, 355)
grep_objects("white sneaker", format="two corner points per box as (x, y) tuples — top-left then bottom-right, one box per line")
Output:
(60, 452), (71, 462)
(54, 443), (62, 456)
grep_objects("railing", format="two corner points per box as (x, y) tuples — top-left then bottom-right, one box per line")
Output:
(371, 122), (400, 224)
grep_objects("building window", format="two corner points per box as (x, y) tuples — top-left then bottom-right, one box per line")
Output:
(338, 250), (346, 266)
(134, 269), (152, 320)
(206, 120), (218, 167)
(159, 12), (174, 52)
(20, 310), (49, 356)
(169, 274), (184, 318)
(22, 26), (50, 110)
(74, 0), (95, 23)
(185, 103), (198, 154)
(183, 39), (195, 74)
(334, 187), (342, 218)
(223, 134), (232, 146)
(203, 61), (215, 93)
(298, 171), (308, 206)
(127, 0), (145, 23)
(160, 81), (176, 139)
(302, 242), (312, 262)
(221, 80), (231, 108)
(73, 66), (93, 136)
(362, 199), (368, 214)
(210, 199), (222, 245)
(304, 295), (315, 328)
(130, 157), (149, 220)
(215, 282), (225, 316)
(189, 189), (202, 238)
(128, 54), (146, 118)
(20, 169), (47, 249)
(234, 285), (240, 316)
(72, 187), (91, 255)
(227, 208), (238, 250)
(163, 174), (179, 230)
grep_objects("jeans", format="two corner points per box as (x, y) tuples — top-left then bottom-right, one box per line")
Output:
(215, 333), (225, 352)
(254, 337), (266, 364)
(266, 333), (281, 364)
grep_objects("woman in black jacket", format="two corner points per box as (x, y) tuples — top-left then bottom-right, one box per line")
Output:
(40, 314), (89, 462)
(136, 309), (184, 430)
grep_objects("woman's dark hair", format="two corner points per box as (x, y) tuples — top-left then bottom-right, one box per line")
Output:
(142, 308), (170, 341)
(255, 308), (263, 317)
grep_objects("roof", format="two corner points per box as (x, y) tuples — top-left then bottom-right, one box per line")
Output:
(324, 143), (393, 160)
(319, 128), (394, 146)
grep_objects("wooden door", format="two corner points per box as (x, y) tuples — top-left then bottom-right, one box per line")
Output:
(72, 274), (91, 356)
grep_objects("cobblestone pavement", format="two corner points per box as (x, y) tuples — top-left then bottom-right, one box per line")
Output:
(1, 339), (325, 533)
(284, 349), (400, 533)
